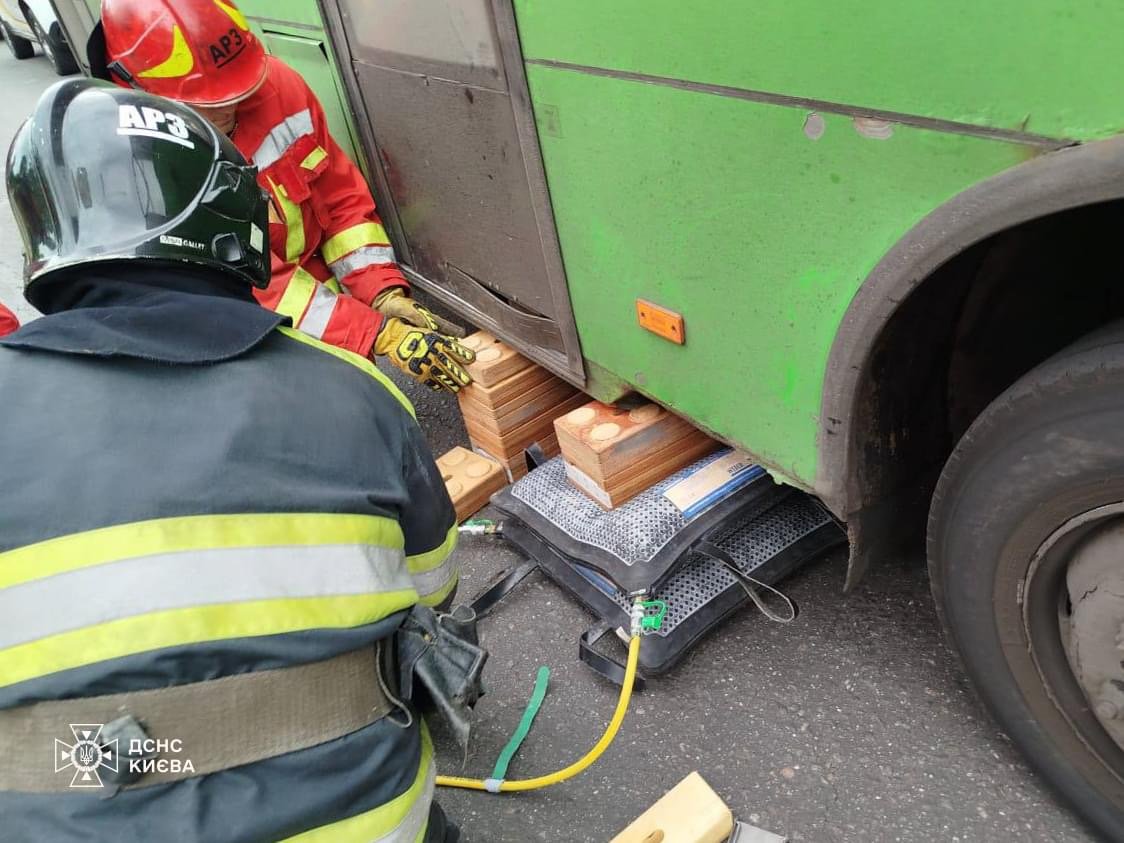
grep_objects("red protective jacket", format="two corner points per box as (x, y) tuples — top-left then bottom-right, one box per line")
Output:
(0, 304), (19, 337)
(232, 57), (407, 357)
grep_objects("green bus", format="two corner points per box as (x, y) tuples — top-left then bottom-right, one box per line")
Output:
(51, 1), (1124, 835)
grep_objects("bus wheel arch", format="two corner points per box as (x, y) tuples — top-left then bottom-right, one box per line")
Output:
(818, 134), (1124, 586)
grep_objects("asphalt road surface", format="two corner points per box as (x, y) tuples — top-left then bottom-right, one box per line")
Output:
(0, 47), (1097, 843)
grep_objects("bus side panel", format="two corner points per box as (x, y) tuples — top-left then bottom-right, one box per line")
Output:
(524, 65), (1034, 482)
(514, 0), (1124, 141)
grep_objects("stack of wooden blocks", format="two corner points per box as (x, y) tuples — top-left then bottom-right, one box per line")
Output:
(435, 446), (507, 523)
(555, 399), (719, 509)
(457, 331), (586, 479)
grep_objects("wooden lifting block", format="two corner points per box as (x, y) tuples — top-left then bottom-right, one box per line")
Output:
(436, 447), (506, 523)
(458, 330), (584, 479)
(611, 771), (734, 843)
(460, 331), (534, 387)
(555, 400), (719, 508)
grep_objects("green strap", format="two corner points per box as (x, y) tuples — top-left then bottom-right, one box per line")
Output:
(490, 666), (551, 780)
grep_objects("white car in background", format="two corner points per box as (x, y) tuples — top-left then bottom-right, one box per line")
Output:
(0, 0), (78, 75)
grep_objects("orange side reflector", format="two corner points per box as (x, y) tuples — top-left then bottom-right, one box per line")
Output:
(636, 299), (685, 345)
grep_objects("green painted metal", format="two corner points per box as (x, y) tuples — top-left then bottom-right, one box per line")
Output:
(524, 64), (1036, 481)
(513, 0), (1124, 141)
(92, 0), (1117, 491)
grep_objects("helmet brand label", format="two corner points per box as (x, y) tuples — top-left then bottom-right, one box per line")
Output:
(159, 234), (206, 251)
(210, 28), (247, 69)
(117, 105), (195, 150)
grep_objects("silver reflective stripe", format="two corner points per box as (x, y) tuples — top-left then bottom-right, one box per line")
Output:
(253, 108), (314, 170)
(373, 757), (435, 843)
(410, 553), (458, 600)
(299, 281), (337, 339)
(0, 544), (412, 649)
(330, 245), (398, 281)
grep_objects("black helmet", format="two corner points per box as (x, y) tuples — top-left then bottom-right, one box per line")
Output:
(6, 78), (270, 309)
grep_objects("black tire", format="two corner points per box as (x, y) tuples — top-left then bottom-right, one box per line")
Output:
(0, 17), (34, 59)
(24, 9), (76, 75)
(929, 325), (1124, 841)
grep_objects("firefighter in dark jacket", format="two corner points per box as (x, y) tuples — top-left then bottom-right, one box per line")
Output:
(0, 79), (459, 842)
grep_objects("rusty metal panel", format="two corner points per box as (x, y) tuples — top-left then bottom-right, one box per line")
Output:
(353, 62), (557, 321)
(321, 0), (585, 379)
(338, 0), (504, 91)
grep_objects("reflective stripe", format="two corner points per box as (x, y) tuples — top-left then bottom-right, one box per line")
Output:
(407, 525), (458, 602)
(269, 177), (305, 262)
(418, 574), (458, 609)
(411, 556), (459, 606)
(278, 327), (416, 419)
(0, 512), (404, 590)
(0, 513), (415, 688)
(301, 145), (328, 170)
(214, 0), (251, 30)
(0, 543), (412, 651)
(323, 222), (391, 265)
(406, 525), (457, 576)
(1, 593), (414, 690)
(325, 276), (343, 294)
(137, 24), (193, 79)
(330, 245), (398, 281)
(300, 281), (337, 340)
(254, 109), (314, 171)
(280, 729), (435, 843)
(274, 266), (318, 326)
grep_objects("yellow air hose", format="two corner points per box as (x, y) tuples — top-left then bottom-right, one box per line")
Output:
(435, 598), (647, 793)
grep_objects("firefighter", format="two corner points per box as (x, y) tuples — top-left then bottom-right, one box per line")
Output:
(90, 0), (476, 395)
(0, 79), (459, 842)
(0, 304), (17, 336)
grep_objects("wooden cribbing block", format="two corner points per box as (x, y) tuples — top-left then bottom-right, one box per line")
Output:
(611, 771), (733, 843)
(465, 392), (587, 460)
(457, 330), (584, 478)
(460, 331), (534, 387)
(555, 400), (719, 507)
(462, 377), (580, 436)
(436, 447), (506, 523)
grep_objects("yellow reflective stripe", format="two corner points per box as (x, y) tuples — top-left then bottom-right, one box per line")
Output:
(323, 222), (390, 264)
(268, 177), (305, 262)
(280, 727), (435, 843)
(274, 266), (317, 325)
(325, 276), (343, 294)
(0, 512), (404, 591)
(137, 25), (194, 79)
(300, 146), (328, 170)
(214, 0), (250, 31)
(407, 525), (457, 575)
(417, 574), (458, 609)
(278, 326), (416, 419)
(0, 593), (416, 690)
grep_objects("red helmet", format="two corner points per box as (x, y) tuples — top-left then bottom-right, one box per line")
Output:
(101, 0), (267, 107)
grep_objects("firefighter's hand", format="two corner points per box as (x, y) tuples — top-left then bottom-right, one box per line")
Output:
(373, 318), (476, 394)
(372, 287), (440, 331)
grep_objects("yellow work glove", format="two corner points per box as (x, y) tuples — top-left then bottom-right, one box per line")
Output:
(372, 287), (440, 331)
(373, 317), (476, 394)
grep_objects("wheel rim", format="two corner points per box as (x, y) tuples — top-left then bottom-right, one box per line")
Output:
(1025, 504), (1124, 776)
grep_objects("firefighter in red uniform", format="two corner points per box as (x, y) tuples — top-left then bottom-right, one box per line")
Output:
(0, 304), (17, 337)
(92, 0), (475, 394)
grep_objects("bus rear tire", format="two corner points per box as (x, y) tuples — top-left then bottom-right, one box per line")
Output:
(929, 324), (1124, 841)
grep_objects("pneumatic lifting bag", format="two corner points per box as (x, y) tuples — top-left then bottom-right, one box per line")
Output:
(490, 450), (845, 673)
